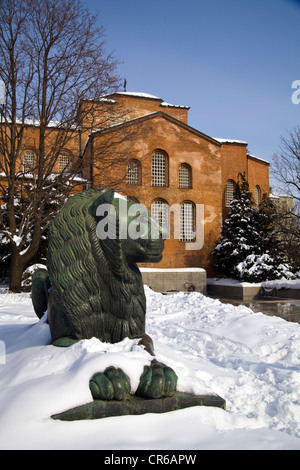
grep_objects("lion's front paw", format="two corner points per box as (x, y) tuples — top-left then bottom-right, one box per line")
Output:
(136, 360), (178, 399)
(89, 367), (131, 401)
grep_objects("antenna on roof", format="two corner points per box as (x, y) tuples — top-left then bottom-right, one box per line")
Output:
(123, 78), (127, 92)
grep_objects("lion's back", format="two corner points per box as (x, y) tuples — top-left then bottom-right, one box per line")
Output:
(47, 190), (107, 335)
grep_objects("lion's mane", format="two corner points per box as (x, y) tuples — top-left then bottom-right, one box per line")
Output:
(47, 188), (146, 344)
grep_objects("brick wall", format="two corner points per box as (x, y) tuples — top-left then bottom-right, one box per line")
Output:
(0, 124), (81, 174)
(78, 92), (189, 130)
(247, 155), (270, 198)
(86, 94), (270, 275)
(90, 113), (224, 275)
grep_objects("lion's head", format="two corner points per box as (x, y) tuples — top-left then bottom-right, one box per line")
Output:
(94, 190), (167, 267)
(46, 188), (166, 344)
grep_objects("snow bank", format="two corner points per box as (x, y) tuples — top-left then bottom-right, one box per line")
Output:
(262, 279), (300, 290)
(208, 277), (300, 290)
(0, 287), (299, 450)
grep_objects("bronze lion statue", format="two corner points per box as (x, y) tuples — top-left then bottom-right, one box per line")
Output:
(32, 188), (177, 400)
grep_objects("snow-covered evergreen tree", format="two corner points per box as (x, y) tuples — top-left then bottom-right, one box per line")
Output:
(212, 173), (295, 282)
(212, 173), (259, 279)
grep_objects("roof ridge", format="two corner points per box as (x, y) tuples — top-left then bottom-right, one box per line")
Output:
(91, 111), (221, 146)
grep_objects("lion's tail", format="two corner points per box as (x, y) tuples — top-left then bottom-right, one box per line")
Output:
(31, 269), (51, 319)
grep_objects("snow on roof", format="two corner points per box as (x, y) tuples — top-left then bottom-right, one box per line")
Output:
(98, 97), (116, 103)
(160, 101), (190, 109)
(269, 193), (293, 199)
(247, 153), (270, 165)
(1, 117), (79, 129)
(113, 92), (190, 109)
(214, 137), (248, 145)
(115, 92), (162, 100)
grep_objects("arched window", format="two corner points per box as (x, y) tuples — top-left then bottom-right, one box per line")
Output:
(59, 154), (70, 173)
(180, 202), (194, 242)
(151, 199), (169, 229)
(23, 151), (35, 174)
(225, 180), (235, 207)
(127, 196), (139, 203)
(152, 150), (167, 187)
(255, 185), (261, 206)
(179, 164), (191, 188)
(127, 160), (140, 185)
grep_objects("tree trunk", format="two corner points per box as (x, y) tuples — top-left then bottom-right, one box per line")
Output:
(9, 249), (27, 293)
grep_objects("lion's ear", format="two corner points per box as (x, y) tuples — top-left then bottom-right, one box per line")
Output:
(90, 189), (115, 218)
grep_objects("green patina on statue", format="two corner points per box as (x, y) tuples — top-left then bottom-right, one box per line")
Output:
(32, 188), (178, 401)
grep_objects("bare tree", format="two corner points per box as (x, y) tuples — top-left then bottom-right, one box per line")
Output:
(83, 117), (151, 191)
(272, 127), (300, 205)
(0, 0), (121, 292)
(272, 127), (300, 269)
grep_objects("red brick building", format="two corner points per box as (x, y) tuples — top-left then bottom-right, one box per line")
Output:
(1, 91), (270, 276)
(80, 92), (270, 276)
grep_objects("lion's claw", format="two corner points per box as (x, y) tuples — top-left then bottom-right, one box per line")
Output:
(136, 360), (178, 399)
(90, 367), (131, 401)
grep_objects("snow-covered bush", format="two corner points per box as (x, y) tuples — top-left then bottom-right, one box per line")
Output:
(235, 253), (296, 282)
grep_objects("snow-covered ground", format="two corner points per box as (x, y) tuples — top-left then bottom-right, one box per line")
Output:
(0, 285), (299, 450)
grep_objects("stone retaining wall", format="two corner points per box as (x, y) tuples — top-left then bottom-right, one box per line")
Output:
(207, 279), (300, 300)
(140, 268), (206, 294)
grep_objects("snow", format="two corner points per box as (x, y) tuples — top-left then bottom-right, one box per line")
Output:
(160, 101), (190, 109)
(213, 137), (248, 145)
(0, 117), (78, 129)
(0, 286), (299, 450)
(106, 92), (190, 109)
(12, 235), (22, 247)
(114, 92), (162, 100)
(208, 277), (300, 290)
(262, 279), (300, 290)
(247, 153), (270, 165)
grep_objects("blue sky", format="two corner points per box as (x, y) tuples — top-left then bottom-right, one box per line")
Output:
(84, 0), (300, 182)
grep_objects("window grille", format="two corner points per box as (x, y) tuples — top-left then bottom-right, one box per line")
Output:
(59, 154), (70, 173)
(23, 152), (35, 174)
(179, 164), (191, 188)
(180, 202), (194, 242)
(152, 151), (166, 187)
(127, 160), (140, 185)
(225, 180), (235, 207)
(151, 200), (169, 229)
(255, 185), (261, 206)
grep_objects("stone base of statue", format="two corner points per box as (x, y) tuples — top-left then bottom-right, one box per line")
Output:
(51, 392), (226, 421)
